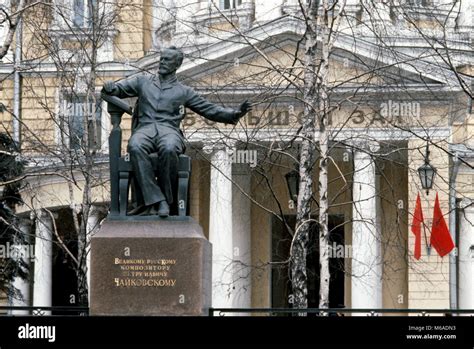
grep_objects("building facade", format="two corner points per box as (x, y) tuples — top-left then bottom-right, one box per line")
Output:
(0, 0), (473, 313)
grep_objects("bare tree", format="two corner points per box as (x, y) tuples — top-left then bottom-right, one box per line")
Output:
(1, 0), (122, 306)
(1, 0), (472, 313)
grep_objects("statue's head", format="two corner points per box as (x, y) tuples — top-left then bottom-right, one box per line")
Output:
(159, 46), (184, 76)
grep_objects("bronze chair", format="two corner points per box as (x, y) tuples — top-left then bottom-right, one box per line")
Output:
(102, 92), (191, 217)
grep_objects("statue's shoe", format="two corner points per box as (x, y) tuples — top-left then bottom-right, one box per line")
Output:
(128, 205), (147, 215)
(137, 205), (155, 216)
(128, 202), (169, 217)
(156, 201), (170, 218)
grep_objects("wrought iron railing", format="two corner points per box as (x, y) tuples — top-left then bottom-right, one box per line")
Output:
(0, 306), (89, 316)
(208, 308), (474, 316)
(1, 306), (473, 317)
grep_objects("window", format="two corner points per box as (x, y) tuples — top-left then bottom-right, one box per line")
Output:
(63, 95), (102, 151)
(73, 0), (97, 27)
(219, 0), (242, 10)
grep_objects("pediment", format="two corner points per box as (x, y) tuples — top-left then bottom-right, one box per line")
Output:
(134, 17), (453, 91)
(173, 37), (444, 90)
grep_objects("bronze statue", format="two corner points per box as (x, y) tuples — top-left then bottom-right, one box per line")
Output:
(103, 46), (252, 217)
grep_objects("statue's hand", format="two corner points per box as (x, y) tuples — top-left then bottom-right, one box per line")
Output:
(103, 81), (117, 94)
(234, 100), (253, 123)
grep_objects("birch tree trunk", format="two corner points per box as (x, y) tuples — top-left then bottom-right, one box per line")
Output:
(290, 0), (319, 311)
(317, 0), (331, 310)
(76, 1), (101, 307)
(292, 0), (346, 311)
(0, 0), (26, 59)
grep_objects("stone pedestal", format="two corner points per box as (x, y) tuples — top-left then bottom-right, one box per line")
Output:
(90, 217), (211, 316)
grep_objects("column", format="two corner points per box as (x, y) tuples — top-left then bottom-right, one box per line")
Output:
(10, 217), (32, 315)
(458, 198), (474, 310)
(232, 166), (252, 309)
(152, 0), (175, 48)
(457, 0), (473, 32)
(174, 0), (198, 38)
(341, 0), (363, 29)
(362, 0), (391, 32)
(33, 210), (53, 315)
(208, 144), (234, 308)
(86, 205), (103, 303)
(238, 0), (254, 30)
(351, 143), (383, 310)
(255, 0), (282, 23)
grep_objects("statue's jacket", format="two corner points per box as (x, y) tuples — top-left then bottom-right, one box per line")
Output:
(114, 73), (238, 141)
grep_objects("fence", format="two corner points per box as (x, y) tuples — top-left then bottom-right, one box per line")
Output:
(208, 308), (474, 316)
(0, 306), (473, 316)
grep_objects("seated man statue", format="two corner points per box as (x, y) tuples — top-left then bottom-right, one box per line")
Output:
(103, 46), (252, 217)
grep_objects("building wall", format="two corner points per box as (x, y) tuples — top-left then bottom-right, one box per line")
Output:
(0, 79), (13, 133)
(20, 76), (58, 152)
(115, 0), (147, 60)
(408, 139), (451, 309)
